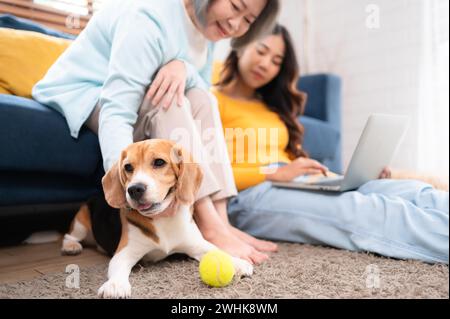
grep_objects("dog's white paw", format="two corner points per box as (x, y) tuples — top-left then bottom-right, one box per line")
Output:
(232, 257), (253, 277)
(98, 278), (131, 299)
(61, 239), (83, 256)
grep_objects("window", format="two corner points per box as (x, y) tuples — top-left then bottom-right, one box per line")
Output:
(33, 0), (106, 16)
(0, 0), (108, 34)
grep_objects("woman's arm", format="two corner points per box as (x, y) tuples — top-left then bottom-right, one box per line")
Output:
(99, 11), (164, 171)
(265, 158), (329, 183)
(178, 43), (215, 91)
(198, 42), (215, 87)
(145, 58), (210, 109)
(144, 42), (215, 109)
(233, 158), (328, 190)
(181, 58), (210, 90)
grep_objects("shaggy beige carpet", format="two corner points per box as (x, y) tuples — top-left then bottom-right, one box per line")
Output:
(0, 243), (448, 299)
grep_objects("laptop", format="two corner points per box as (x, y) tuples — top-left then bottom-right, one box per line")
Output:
(272, 114), (410, 192)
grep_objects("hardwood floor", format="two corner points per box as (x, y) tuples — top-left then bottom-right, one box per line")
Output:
(0, 241), (109, 284)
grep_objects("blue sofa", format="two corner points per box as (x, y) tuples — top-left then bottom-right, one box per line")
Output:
(0, 15), (342, 242)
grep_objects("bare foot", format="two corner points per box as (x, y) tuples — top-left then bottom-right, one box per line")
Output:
(195, 196), (269, 265)
(212, 198), (278, 253)
(379, 166), (392, 179)
(228, 225), (278, 252)
(202, 227), (269, 265)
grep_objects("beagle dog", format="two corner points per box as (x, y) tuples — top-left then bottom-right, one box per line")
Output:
(61, 139), (253, 298)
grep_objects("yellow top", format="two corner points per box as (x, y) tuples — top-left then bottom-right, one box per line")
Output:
(213, 88), (293, 191)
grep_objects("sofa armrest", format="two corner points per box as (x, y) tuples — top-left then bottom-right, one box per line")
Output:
(300, 116), (339, 159)
(0, 94), (102, 177)
(300, 116), (341, 173)
(297, 74), (342, 130)
(297, 74), (342, 172)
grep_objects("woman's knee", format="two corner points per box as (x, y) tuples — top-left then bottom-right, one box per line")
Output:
(358, 179), (433, 196)
(137, 95), (197, 140)
(153, 95), (193, 120)
(186, 88), (220, 119)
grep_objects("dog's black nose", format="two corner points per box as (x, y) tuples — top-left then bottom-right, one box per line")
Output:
(128, 184), (146, 201)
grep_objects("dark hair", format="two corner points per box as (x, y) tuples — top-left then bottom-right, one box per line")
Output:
(217, 24), (308, 159)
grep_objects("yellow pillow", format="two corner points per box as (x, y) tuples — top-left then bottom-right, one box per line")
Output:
(0, 28), (72, 98)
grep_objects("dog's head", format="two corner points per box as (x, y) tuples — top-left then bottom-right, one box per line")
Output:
(102, 139), (203, 217)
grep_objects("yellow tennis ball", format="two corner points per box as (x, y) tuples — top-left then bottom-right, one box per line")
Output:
(199, 250), (235, 287)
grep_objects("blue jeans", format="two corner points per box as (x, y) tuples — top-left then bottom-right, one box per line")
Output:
(228, 179), (449, 264)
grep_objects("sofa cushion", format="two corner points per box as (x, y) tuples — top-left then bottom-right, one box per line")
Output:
(0, 94), (102, 178)
(300, 116), (340, 162)
(0, 14), (76, 40)
(0, 28), (72, 97)
(297, 74), (341, 128)
(0, 171), (102, 206)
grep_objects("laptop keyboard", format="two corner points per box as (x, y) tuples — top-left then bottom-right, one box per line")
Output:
(313, 176), (344, 186)
(292, 174), (344, 187)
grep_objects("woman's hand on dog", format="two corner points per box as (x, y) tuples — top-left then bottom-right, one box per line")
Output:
(146, 59), (186, 109)
(265, 158), (329, 182)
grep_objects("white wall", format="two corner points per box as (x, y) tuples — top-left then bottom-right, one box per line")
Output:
(304, 0), (421, 172)
(303, 0), (449, 176)
(213, 0), (306, 64)
(213, 0), (449, 176)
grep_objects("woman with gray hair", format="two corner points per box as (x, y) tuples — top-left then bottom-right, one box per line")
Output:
(33, 0), (279, 264)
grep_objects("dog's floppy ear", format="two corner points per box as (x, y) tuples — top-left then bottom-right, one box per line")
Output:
(171, 145), (203, 205)
(102, 151), (127, 208)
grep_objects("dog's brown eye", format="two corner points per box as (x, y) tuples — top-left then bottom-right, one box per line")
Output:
(153, 159), (166, 168)
(124, 163), (134, 172)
